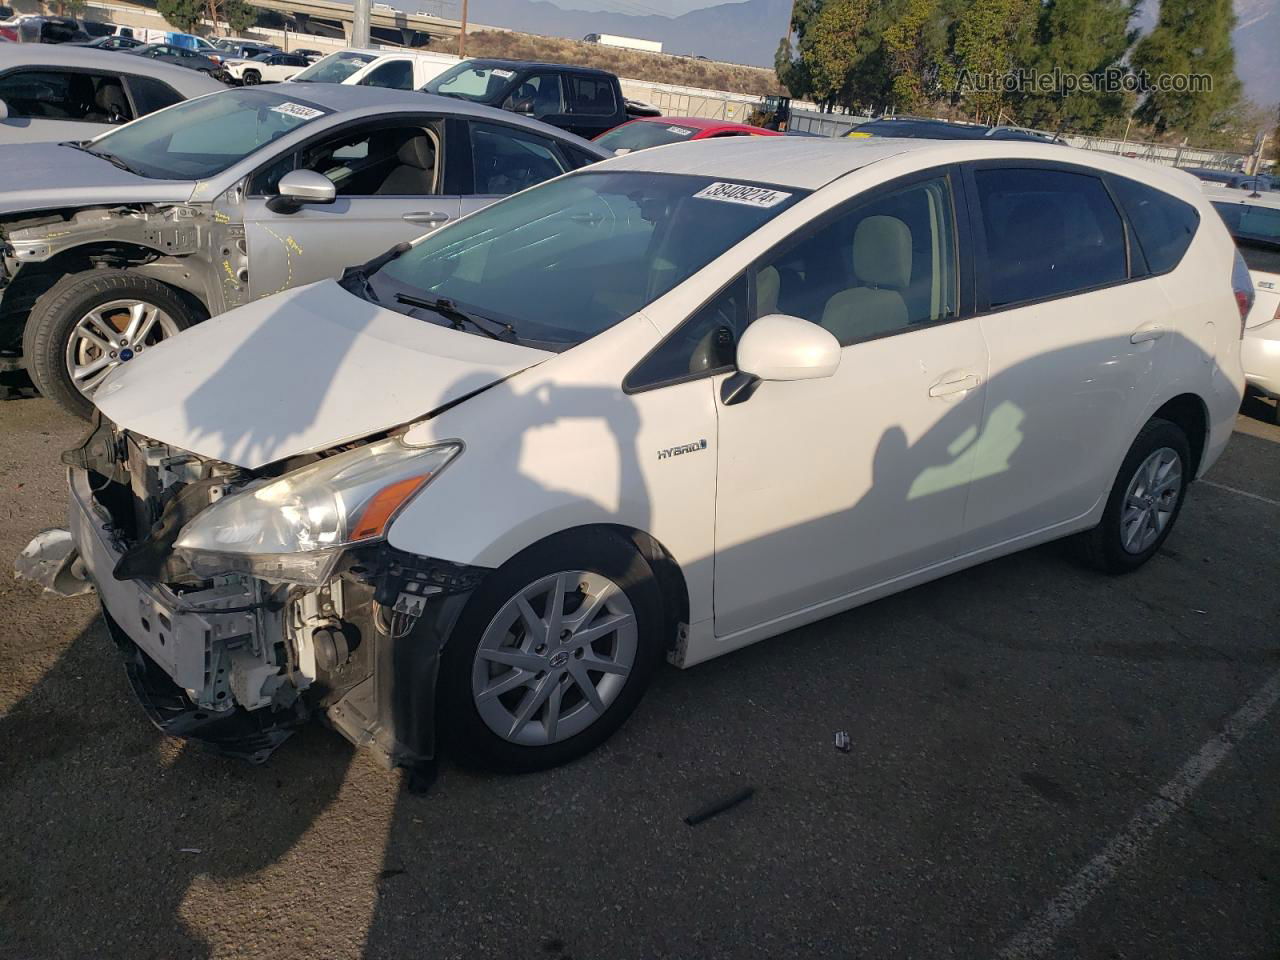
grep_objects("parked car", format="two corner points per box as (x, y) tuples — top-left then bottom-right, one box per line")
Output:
(291, 47), (457, 89)
(225, 50), (310, 85)
(1183, 166), (1272, 192)
(0, 84), (608, 417)
(595, 115), (779, 153)
(214, 39), (280, 61)
(424, 58), (633, 139)
(1207, 185), (1280, 419)
(75, 34), (144, 51)
(15, 16), (89, 44)
(23, 137), (1246, 778)
(0, 45), (224, 143)
(848, 117), (1063, 143)
(128, 42), (229, 81)
(293, 48), (325, 63)
(213, 35), (280, 53)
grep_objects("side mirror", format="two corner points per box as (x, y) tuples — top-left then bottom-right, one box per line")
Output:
(722, 314), (840, 405)
(267, 169), (336, 213)
(0, 99), (8, 122)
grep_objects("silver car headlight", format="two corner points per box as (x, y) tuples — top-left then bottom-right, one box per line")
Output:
(174, 437), (461, 586)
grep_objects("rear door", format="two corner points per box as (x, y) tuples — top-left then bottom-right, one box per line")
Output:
(457, 117), (571, 216)
(960, 162), (1169, 545)
(239, 115), (460, 299)
(563, 73), (621, 138)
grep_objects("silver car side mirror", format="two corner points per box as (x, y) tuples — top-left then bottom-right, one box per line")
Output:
(0, 99), (9, 122)
(268, 169), (336, 213)
(722, 313), (841, 405)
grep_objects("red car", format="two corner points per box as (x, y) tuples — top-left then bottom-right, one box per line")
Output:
(594, 115), (781, 153)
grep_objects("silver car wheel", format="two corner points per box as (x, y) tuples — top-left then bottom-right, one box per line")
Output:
(64, 299), (179, 398)
(1120, 446), (1182, 555)
(472, 570), (638, 747)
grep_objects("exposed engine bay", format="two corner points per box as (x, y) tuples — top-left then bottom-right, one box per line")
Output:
(55, 416), (485, 772)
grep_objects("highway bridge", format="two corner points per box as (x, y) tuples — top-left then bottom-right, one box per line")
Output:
(248, 0), (462, 46)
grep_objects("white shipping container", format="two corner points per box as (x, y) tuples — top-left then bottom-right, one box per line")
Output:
(583, 33), (662, 53)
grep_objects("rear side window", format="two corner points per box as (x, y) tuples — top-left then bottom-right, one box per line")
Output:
(974, 167), (1126, 307)
(126, 75), (183, 116)
(469, 121), (566, 195)
(1109, 177), (1200, 274)
(568, 75), (616, 116)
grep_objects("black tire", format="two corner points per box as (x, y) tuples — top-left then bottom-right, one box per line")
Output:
(439, 528), (666, 773)
(1079, 417), (1191, 574)
(22, 269), (197, 420)
(242, 69), (260, 85)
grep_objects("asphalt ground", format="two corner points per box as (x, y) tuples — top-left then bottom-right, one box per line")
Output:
(1, 394), (1277, 960)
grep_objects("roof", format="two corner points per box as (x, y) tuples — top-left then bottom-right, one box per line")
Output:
(316, 46), (454, 61)
(597, 135), (1205, 196)
(628, 116), (760, 132)
(1201, 183), (1280, 210)
(463, 57), (614, 76)
(0, 44), (224, 95)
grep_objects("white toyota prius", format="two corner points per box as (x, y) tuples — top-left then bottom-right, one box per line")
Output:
(26, 138), (1249, 777)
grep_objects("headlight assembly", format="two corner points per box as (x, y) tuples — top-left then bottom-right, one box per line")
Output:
(174, 437), (461, 586)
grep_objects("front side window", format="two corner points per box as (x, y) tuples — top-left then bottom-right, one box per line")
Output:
(292, 51), (375, 83)
(756, 174), (958, 345)
(361, 59), (413, 89)
(368, 172), (804, 349)
(85, 89), (331, 180)
(250, 122), (439, 197)
(1109, 175), (1199, 274)
(568, 75), (616, 116)
(469, 121), (566, 195)
(975, 166), (1126, 307)
(0, 69), (133, 123)
(502, 73), (565, 118)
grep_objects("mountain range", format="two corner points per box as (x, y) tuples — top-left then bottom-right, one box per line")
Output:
(465, 0), (1278, 108)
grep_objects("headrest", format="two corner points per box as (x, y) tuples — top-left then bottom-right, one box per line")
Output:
(853, 215), (911, 290)
(95, 81), (129, 115)
(396, 134), (434, 170)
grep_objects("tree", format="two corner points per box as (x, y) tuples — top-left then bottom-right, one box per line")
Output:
(157, 0), (203, 32)
(807, 0), (873, 108)
(774, 0), (827, 101)
(882, 0), (946, 113)
(1130, 0), (1242, 137)
(158, 0), (256, 35)
(947, 0), (1039, 121)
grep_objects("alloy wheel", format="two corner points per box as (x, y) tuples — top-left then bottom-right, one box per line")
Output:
(472, 570), (638, 747)
(1119, 446), (1182, 554)
(64, 299), (180, 398)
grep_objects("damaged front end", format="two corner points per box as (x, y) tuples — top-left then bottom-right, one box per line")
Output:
(38, 416), (483, 772)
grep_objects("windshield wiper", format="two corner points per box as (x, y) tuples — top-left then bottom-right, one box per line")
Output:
(91, 151), (140, 175)
(394, 293), (517, 342)
(338, 242), (411, 301)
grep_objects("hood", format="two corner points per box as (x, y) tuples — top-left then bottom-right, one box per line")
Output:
(93, 280), (553, 469)
(0, 143), (194, 215)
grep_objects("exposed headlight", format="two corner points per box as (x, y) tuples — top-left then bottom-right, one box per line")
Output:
(174, 437), (461, 586)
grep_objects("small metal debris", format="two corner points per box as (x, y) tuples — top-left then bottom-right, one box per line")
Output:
(179, 848), (202, 854)
(834, 731), (851, 753)
(684, 786), (754, 826)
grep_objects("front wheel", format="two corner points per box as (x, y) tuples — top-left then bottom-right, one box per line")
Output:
(23, 269), (196, 419)
(242, 69), (260, 85)
(1079, 417), (1191, 573)
(439, 529), (666, 773)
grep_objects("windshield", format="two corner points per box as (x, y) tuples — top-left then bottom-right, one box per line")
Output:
(367, 171), (805, 349)
(423, 62), (516, 102)
(293, 50), (375, 83)
(84, 89), (331, 180)
(596, 121), (700, 153)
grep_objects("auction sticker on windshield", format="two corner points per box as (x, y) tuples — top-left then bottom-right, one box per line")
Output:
(271, 102), (326, 121)
(693, 182), (793, 208)
(667, 126), (694, 136)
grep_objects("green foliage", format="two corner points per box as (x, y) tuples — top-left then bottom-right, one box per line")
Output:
(882, 0), (943, 113)
(1130, 0), (1242, 138)
(156, 0), (203, 32)
(948, 0), (1039, 120)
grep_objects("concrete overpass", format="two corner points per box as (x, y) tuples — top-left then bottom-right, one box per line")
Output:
(248, 0), (461, 46)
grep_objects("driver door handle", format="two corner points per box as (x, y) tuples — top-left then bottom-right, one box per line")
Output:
(402, 211), (449, 225)
(928, 373), (980, 398)
(1130, 323), (1166, 344)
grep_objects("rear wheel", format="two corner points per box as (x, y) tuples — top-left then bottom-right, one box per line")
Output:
(1080, 417), (1191, 573)
(23, 269), (196, 419)
(439, 529), (665, 773)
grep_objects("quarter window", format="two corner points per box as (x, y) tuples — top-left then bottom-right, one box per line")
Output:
(568, 75), (616, 116)
(125, 75), (182, 116)
(974, 167), (1126, 307)
(627, 277), (749, 389)
(1109, 176), (1200, 274)
(0, 69), (134, 123)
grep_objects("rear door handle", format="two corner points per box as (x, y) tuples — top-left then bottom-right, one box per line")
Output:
(929, 373), (980, 398)
(1130, 323), (1166, 344)
(402, 211), (449, 225)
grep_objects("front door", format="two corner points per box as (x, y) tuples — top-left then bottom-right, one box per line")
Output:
(240, 118), (460, 300)
(712, 170), (990, 636)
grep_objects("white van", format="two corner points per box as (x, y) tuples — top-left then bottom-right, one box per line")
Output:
(289, 47), (458, 89)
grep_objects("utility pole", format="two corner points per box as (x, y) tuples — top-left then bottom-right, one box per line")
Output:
(352, 0), (371, 48)
(457, 0), (468, 57)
